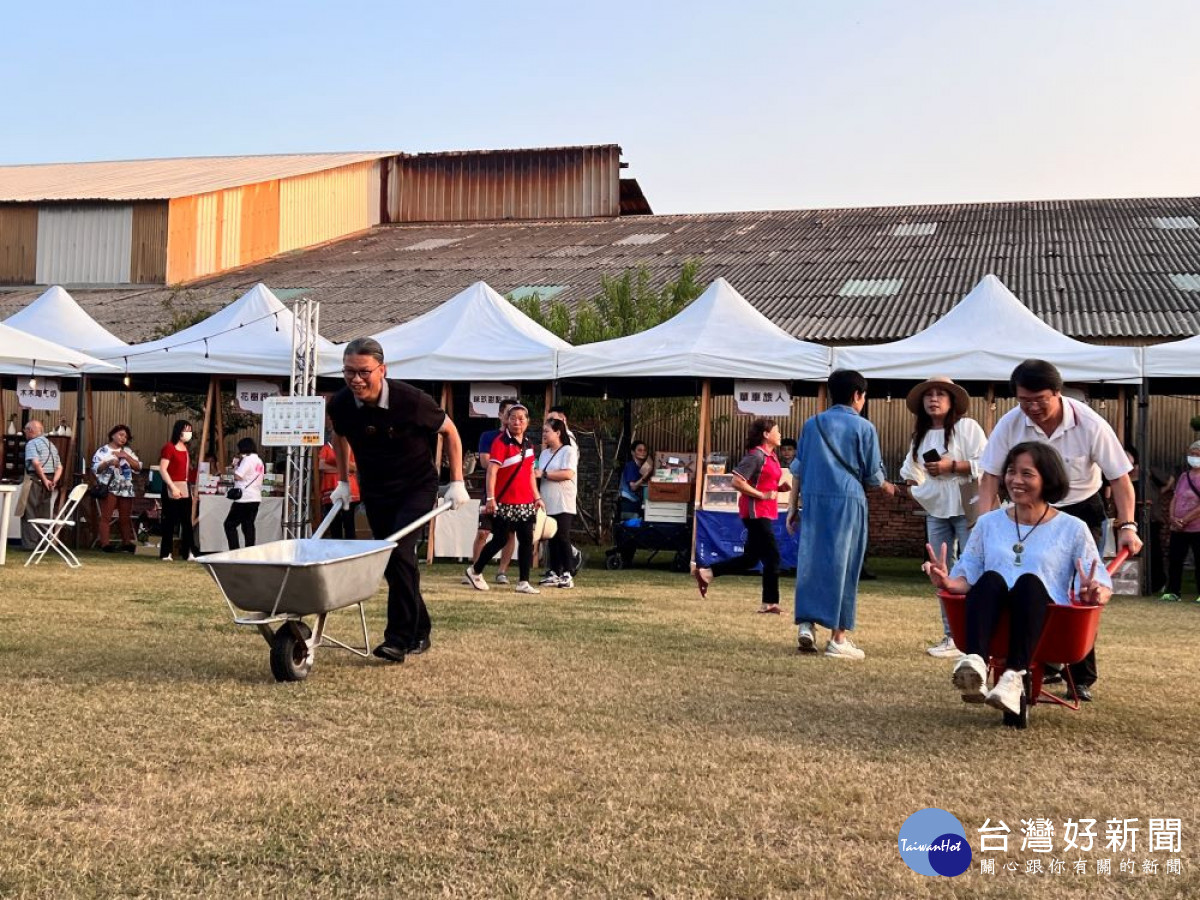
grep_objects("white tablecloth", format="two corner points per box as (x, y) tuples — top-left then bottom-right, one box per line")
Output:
(0, 483), (19, 565)
(197, 495), (285, 552)
(434, 499), (479, 558)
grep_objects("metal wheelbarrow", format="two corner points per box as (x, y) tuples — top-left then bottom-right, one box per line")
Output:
(938, 549), (1128, 729)
(196, 499), (451, 682)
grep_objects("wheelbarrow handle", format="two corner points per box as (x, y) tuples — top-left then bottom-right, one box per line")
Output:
(1106, 548), (1129, 575)
(384, 499), (454, 543)
(311, 498), (348, 540)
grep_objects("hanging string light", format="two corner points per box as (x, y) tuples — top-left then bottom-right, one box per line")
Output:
(123, 356), (131, 388)
(28, 360), (37, 391)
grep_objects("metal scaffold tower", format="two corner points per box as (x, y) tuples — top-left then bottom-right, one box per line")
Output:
(283, 297), (320, 539)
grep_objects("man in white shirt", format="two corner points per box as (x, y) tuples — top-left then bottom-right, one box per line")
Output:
(977, 359), (1143, 701)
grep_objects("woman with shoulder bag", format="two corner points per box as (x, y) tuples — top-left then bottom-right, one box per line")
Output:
(91, 424), (141, 553)
(537, 418), (578, 589)
(224, 438), (265, 550)
(899, 376), (987, 658)
(158, 420), (196, 561)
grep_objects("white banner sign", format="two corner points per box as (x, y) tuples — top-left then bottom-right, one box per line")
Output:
(261, 396), (326, 446)
(469, 382), (518, 418)
(17, 379), (62, 411)
(734, 380), (791, 416)
(235, 379), (282, 413)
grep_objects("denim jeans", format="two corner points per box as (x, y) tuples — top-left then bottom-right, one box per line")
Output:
(927, 514), (971, 636)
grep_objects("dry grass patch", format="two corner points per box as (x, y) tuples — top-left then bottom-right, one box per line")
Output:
(0, 550), (1197, 898)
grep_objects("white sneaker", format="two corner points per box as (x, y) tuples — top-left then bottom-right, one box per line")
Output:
(539, 572), (562, 586)
(495, 572), (509, 585)
(464, 567), (489, 591)
(797, 622), (817, 653)
(514, 581), (540, 594)
(160, 555), (173, 562)
(926, 636), (963, 659)
(557, 574), (574, 589)
(985, 669), (1026, 715)
(951, 654), (988, 703)
(824, 637), (865, 660)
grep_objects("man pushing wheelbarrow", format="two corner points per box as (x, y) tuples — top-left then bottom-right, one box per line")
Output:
(327, 337), (470, 663)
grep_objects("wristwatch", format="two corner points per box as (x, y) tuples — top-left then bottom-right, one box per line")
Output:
(1116, 521), (1138, 531)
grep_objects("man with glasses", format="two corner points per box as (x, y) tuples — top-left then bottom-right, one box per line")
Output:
(327, 338), (470, 663)
(21, 420), (62, 550)
(977, 359), (1142, 702)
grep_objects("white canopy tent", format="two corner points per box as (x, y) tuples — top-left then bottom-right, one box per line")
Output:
(2, 286), (127, 352)
(0, 322), (116, 373)
(85, 283), (342, 376)
(355, 280), (569, 381)
(832, 274), (1143, 384)
(1142, 333), (1200, 379)
(556, 277), (830, 381)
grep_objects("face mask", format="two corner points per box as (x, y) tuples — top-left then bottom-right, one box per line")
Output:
(1188, 456), (1200, 468)
(181, 432), (193, 443)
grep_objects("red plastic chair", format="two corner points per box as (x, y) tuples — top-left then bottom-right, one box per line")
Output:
(938, 550), (1128, 728)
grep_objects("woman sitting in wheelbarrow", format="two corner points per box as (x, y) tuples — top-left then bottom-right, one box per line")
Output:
(922, 441), (1111, 717)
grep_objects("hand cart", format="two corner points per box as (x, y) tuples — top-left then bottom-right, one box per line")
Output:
(196, 499), (451, 682)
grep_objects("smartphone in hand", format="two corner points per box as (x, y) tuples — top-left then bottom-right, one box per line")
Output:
(922, 449), (942, 464)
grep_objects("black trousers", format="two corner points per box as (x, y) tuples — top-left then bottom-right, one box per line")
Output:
(364, 493), (434, 648)
(965, 571), (1051, 672)
(475, 515), (535, 582)
(223, 502), (260, 550)
(1166, 531), (1200, 596)
(547, 512), (574, 575)
(1059, 493), (1105, 687)
(710, 517), (780, 606)
(159, 495), (196, 559)
(320, 501), (360, 540)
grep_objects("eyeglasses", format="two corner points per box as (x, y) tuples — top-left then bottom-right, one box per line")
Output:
(342, 366), (382, 382)
(1016, 393), (1055, 409)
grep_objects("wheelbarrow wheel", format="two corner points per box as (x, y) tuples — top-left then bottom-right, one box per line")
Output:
(1002, 672), (1031, 729)
(605, 551), (625, 570)
(671, 549), (691, 573)
(270, 621), (314, 682)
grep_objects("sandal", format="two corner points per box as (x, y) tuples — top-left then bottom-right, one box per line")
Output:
(690, 562), (712, 598)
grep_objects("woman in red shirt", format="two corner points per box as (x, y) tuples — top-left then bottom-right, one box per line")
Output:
(692, 417), (790, 613)
(157, 419), (196, 561)
(465, 403), (544, 594)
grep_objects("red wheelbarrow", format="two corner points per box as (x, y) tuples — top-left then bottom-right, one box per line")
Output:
(938, 550), (1128, 728)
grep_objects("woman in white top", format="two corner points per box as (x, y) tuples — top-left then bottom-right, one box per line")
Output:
(223, 437), (265, 550)
(91, 423), (142, 552)
(537, 418), (578, 588)
(899, 376), (987, 658)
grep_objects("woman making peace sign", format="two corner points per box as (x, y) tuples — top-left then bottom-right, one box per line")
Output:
(923, 442), (1111, 718)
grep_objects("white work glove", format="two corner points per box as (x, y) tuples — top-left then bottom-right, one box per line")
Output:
(443, 480), (470, 510)
(329, 480), (352, 510)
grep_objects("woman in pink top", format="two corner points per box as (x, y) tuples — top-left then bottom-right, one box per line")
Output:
(1162, 439), (1200, 602)
(692, 418), (790, 613)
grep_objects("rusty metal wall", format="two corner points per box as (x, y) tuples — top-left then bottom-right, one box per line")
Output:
(277, 161), (374, 254)
(392, 146), (621, 223)
(0, 205), (37, 283)
(130, 202), (168, 283)
(35, 204), (132, 284)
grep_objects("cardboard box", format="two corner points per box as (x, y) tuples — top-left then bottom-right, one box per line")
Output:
(644, 500), (689, 523)
(648, 480), (693, 503)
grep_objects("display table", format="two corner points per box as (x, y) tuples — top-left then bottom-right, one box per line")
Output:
(694, 508), (799, 573)
(434, 499), (479, 558)
(0, 483), (19, 565)
(197, 495), (285, 552)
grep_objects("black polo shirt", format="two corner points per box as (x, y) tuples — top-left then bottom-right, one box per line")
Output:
(327, 379), (446, 503)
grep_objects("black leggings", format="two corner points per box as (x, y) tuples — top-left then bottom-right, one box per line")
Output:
(160, 495), (195, 559)
(547, 512), (574, 575)
(710, 517), (780, 605)
(965, 571), (1050, 672)
(474, 515), (535, 582)
(223, 502), (260, 550)
(1166, 531), (1200, 595)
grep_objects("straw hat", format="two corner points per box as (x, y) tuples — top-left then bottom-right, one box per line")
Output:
(533, 506), (558, 543)
(906, 376), (969, 415)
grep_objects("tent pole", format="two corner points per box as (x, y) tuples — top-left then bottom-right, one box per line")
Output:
(75, 375), (88, 478)
(544, 383), (553, 420)
(213, 378), (226, 471)
(194, 377), (215, 530)
(1115, 387), (1125, 444)
(1138, 380), (1150, 595)
(690, 379), (712, 568)
(86, 379), (96, 459)
(985, 384), (995, 434)
(426, 382), (453, 565)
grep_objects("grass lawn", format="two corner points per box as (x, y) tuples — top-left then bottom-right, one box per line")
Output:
(1, 548), (1196, 898)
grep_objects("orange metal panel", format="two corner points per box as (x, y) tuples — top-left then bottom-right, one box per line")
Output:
(0, 204), (38, 283)
(130, 202), (168, 283)
(165, 196), (199, 284)
(239, 179), (280, 264)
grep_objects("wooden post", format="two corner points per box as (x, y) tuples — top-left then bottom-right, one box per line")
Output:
(1115, 386), (1126, 443)
(193, 377), (215, 528)
(985, 383), (996, 434)
(85, 379), (96, 459)
(689, 379), (712, 566)
(213, 378), (226, 469)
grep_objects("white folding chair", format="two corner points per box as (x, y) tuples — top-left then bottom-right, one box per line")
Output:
(25, 483), (90, 568)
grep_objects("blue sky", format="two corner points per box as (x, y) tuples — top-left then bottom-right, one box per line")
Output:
(4, 0), (1197, 213)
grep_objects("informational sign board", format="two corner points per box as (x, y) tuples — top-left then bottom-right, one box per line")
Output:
(261, 396), (325, 446)
(235, 379), (282, 413)
(17, 378), (61, 410)
(469, 382), (518, 418)
(734, 380), (791, 416)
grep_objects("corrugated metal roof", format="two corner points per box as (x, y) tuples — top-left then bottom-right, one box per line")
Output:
(5, 195), (1200, 344)
(0, 152), (393, 202)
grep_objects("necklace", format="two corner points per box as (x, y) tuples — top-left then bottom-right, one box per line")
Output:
(1012, 504), (1050, 565)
